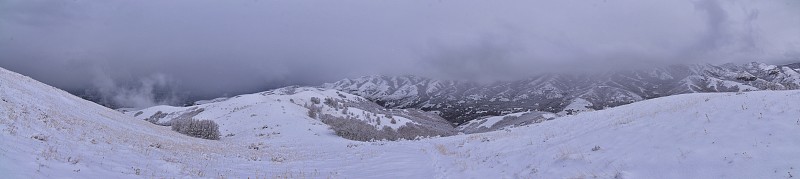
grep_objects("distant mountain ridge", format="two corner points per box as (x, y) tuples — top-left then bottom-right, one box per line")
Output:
(323, 62), (800, 124)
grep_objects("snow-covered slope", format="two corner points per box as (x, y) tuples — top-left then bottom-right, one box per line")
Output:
(457, 111), (557, 134)
(128, 86), (457, 142)
(2, 67), (800, 178)
(0, 67), (242, 178)
(427, 90), (800, 178)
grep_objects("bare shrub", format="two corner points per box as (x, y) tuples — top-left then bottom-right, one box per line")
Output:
(320, 114), (381, 141)
(381, 126), (398, 141)
(324, 98), (336, 107)
(307, 109), (318, 119)
(149, 143), (162, 149)
(321, 114), (447, 141)
(248, 143), (264, 150)
(171, 119), (220, 140)
(435, 144), (449, 155)
(324, 97), (346, 110)
(271, 156), (286, 163)
(31, 134), (48, 142)
(591, 145), (601, 151)
(305, 104), (322, 119)
(67, 156), (80, 165)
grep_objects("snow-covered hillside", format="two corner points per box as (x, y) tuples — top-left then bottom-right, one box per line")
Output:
(2, 67), (800, 178)
(128, 86), (457, 142)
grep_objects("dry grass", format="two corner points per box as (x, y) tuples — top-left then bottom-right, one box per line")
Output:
(436, 144), (450, 155)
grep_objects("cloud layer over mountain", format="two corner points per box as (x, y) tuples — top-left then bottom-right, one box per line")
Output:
(1, 0), (798, 107)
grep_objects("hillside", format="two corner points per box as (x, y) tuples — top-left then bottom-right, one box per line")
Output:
(128, 86), (457, 142)
(2, 67), (800, 178)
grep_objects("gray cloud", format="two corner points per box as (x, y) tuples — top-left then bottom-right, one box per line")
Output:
(91, 71), (181, 108)
(0, 0), (799, 107)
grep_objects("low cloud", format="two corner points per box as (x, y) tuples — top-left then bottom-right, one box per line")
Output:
(0, 0), (798, 107)
(90, 71), (183, 108)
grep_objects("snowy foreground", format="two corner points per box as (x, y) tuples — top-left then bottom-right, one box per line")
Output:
(2, 67), (800, 179)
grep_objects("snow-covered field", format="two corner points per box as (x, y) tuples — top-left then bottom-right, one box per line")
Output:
(2, 67), (800, 178)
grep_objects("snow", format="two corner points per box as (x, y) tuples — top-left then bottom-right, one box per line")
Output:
(2, 66), (800, 178)
(324, 75), (426, 101)
(192, 97), (230, 105)
(466, 94), (484, 101)
(476, 112), (526, 129)
(648, 68), (675, 80)
(512, 94), (529, 101)
(758, 63), (778, 71)
(541, 113), (557, 119)
(558, 98), (594, 115)
(783, 67), (800, 83)
(705, 77), (759, 92)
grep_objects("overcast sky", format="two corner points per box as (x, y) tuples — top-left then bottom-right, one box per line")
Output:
(1, 0), (799, 107)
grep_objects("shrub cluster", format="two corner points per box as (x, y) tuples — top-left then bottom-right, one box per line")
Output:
(320, 114), (392, 141)
(171, 119), (221, 140)
(310, 97), (321, 104)
(320, 114), (447, 141)
(306, 104), (322, 119)
(323, 97), (347, 110)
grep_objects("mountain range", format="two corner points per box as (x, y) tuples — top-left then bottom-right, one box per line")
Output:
(323, 62), (800, 124)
